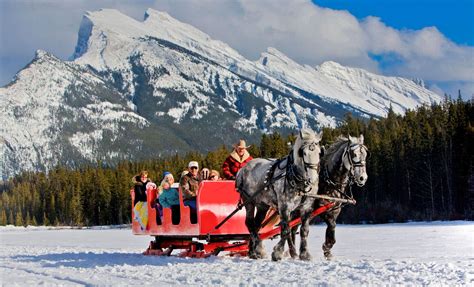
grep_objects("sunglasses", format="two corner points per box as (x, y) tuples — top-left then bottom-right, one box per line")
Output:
(190, 167), (198, 170)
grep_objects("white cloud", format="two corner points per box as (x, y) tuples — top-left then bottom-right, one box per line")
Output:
(1, 0), (472, 98)
(151, 0), (473, 82)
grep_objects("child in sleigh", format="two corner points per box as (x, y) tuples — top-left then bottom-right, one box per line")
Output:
(155, 172), (180, 224)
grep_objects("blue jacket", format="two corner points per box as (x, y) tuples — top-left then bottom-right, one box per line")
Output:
(159, 188), (180, 208)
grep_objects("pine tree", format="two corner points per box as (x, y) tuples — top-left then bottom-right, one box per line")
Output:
(15, 212), (23, 226)
(43, 212), (50, 226)
(0, 210), (7, 225)
(8, 210), (14, 225)
(25, 211), (32, 226)
(70, 183), (83, 226)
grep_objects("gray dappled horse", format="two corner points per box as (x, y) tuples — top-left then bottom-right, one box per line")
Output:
(293, 135), (368, 260)
(236, 129), (322, 261)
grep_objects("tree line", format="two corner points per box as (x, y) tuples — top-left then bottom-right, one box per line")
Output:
(0, 98), (472, 226)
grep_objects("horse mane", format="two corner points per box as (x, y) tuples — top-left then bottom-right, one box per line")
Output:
(297, 129), (319, 143)
(322, 136), (349, 172)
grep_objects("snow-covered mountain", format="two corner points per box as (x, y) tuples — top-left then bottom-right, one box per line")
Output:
(0, 8), (442, 179)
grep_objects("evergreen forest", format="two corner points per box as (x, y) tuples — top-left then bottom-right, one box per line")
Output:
(1, 98), (472, 226)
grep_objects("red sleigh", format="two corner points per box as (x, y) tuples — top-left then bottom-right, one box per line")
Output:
(131, 180), (335, 257)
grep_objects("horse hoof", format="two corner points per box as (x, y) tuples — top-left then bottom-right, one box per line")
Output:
(271, 251), (283, 261)
(299, 252), (312, 261)
(290, 250), (298, 259)
(255, 246), (267, 259)
(248, 250), (259, 259)
(324, 252), (333, 261)
(256, 251), (267, 259)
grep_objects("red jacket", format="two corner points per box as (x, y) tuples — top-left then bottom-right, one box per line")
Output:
(222, 151), (253, 180)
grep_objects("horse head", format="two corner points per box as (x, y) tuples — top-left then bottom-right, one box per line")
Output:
(343, 134), (368, 187)
(292, 128), (323, 192)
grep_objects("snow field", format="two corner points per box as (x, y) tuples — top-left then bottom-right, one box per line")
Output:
(0, 222), (472, 286)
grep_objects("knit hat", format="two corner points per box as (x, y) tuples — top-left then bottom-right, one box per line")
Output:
(163, 171), (172, 178)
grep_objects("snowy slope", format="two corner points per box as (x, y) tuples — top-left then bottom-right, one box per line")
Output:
(0, 8), (443, 178)
(0, 50), (148, 178)
(0, 222), (472, 285)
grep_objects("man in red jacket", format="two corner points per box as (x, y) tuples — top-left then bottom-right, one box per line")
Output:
(222, 139), (253, 180)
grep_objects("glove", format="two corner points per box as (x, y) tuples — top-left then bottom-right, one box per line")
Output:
(146, 182), (157, 189)
(229, 176), (236, 180)
(201, 168), (210, 180)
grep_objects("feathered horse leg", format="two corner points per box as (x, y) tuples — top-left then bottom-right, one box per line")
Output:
(299, 212), (312, 261)
(320, 209), (340, 260)
(254, 204), (270, 258)
(244, 204), (259, 259)
(272, 205), (294, 261)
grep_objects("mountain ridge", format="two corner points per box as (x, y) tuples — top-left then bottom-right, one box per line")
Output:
(0, 8), (442, 179)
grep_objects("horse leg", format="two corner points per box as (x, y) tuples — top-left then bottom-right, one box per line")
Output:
(299, 212), (312, 261)
(244, 204), (259, 259)
(253, 204), (270, 259)
(272, 207), (293, 261)
(321, 210), (340, 260)
(287, 211), (299, 259)
(287, 226), (298, 259)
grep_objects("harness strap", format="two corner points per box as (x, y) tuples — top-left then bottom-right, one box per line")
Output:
(321, 142), (360, 204)
(213, 140), (323, 231)
(212, 158), (286, 232)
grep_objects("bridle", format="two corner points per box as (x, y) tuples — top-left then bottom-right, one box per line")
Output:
(299, 141), (320, 172)
(322, 141), (369, 191)
(287, 139), (320, 193)
(344, 142), (368, 187)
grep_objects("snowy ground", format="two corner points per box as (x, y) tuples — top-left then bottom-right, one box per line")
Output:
(0, 222), (472, 286)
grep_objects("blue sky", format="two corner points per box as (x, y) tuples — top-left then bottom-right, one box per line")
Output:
(314, 0), (474, 46)
(0, 0), (473, 99)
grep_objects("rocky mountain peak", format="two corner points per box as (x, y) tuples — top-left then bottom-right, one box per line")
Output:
(0, 8), (443, 179)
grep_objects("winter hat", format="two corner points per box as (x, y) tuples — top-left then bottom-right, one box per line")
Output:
(163, 171), (172, 178)
(234, 139), (251, 149)
(188, 161), (199, 168)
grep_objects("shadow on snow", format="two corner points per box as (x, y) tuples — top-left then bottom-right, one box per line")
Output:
(11, 251), (224, 268)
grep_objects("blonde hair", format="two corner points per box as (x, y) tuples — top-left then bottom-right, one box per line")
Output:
(210, 170), (220, 179)
(158, 178), (171, 195)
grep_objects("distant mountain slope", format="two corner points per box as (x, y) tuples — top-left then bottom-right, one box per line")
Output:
(0, 8), (442, 179)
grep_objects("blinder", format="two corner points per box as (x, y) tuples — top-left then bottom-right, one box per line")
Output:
(288, 140), (321, 194)
(345, 143), (368, 187)
(298, 147), (304, 158)
(347, 144), (368, 166)
(298, 142), (319, 171)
